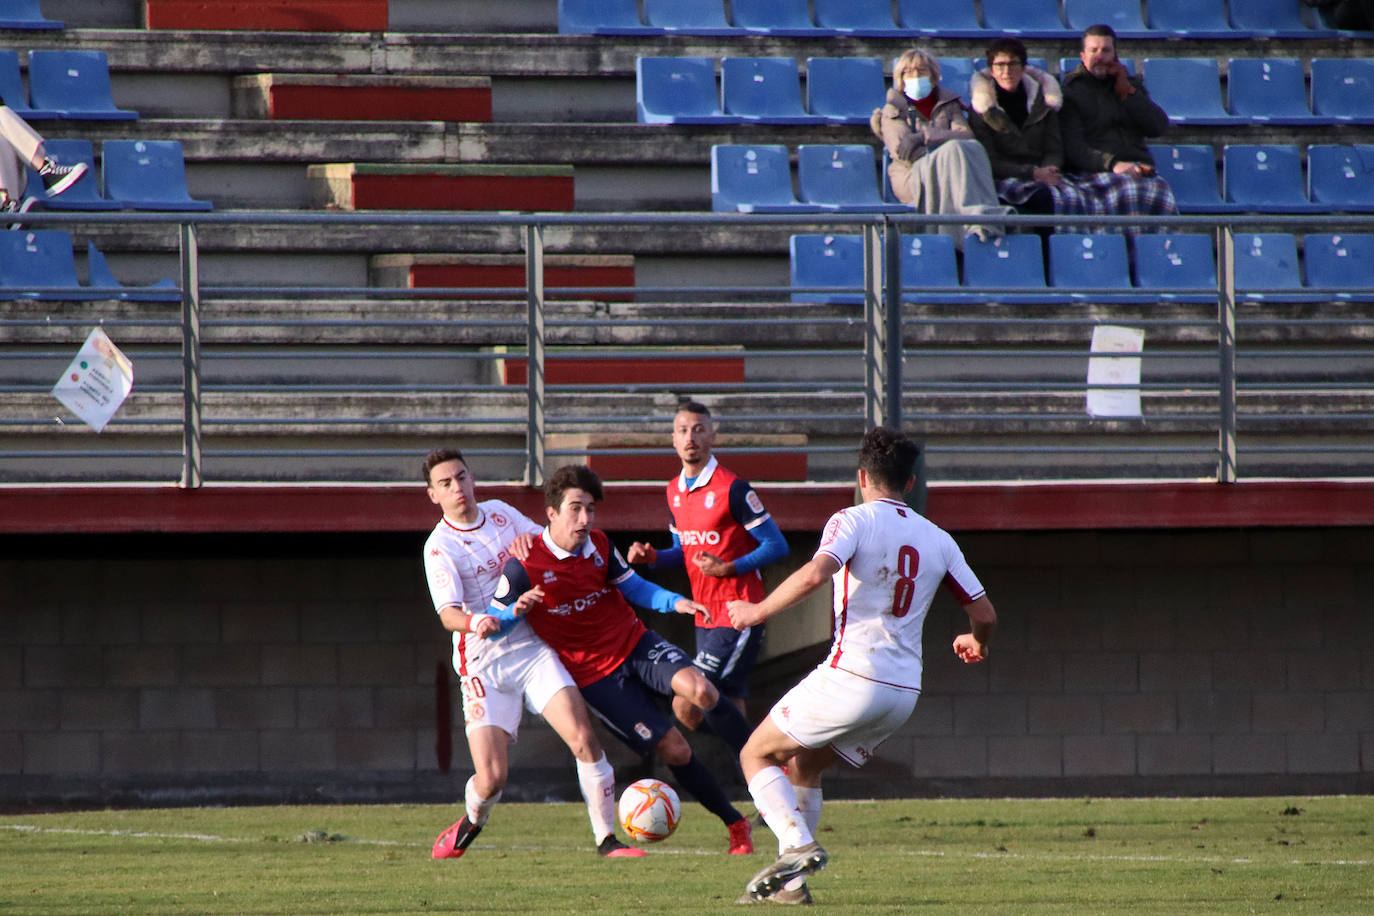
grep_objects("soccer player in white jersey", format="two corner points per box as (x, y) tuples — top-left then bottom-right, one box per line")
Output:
(727, 427), (998, 904)
(421, 448), (643, 860)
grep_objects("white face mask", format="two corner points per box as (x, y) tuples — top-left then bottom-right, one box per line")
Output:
(904, 75), (933, 100)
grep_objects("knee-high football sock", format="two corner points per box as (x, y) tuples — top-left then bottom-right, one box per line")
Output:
(575, 753), (619, 842)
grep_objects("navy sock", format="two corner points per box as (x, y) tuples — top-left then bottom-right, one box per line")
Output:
(701, 698), (753, 753)
(668, 754), (742, 826)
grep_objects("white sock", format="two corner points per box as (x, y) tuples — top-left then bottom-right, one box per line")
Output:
(465, 774), (501, 826)
(576, 753), (618, 843)
(782, 784), (823, 890)
(747, 766), (812, 851)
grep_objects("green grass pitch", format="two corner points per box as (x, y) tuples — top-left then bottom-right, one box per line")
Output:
(2, 797), (1371, 914)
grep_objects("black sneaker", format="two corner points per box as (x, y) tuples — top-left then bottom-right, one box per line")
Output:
(2, 195), (36, 230)
(431, 815), (481, 859)
(38, 159), (87, 198)
(596, 835), (646, 858)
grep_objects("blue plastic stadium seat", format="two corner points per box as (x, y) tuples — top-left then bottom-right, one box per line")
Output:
(806, 57), (886, 123)
(812, 0), (902, 35)
(643, 0), (734, 33)
(1306, 144), (1374, 212)
(1229, 0), (1333, 37)
(0, 0), (62, 29)
(981, 0), (1073, 37)
(731, 0), (821, 35)
(1310, 58), (1374, 124)
(1062, 0), (1154, 38)
(1146, 0), (1237, 38)
(790, 233), (864, 303)
(895, 0), (989, 37)
(797, 144), (907, 212)
(636, 57), (735, 124)
(0, 230), (96, 300)
(1131, 233), (1217, 302)
(1223, 144), (1322, 213)
(1227, 58), (1326, 125)
(558, 0), (656, 34)
(936, 58), (976, 97)
(0, 49), (60, 119)
(85, 241), (178, 301)
(1047, 233), (1146, 301)
(1302, 233), (1374, 300)
(721, 57), (820, 124)
(899, 233), (970, 301)
(712, 144), (819, 213)
(1230, 233), (1312, 301)
(27, 50), (138, 120)
(25, 139), (120, 211)
(1149, 144), (1241, 214)
(962, 234), (1064, 303)
(1142, 58), (1242, 125)
(101, 140), (212, 211)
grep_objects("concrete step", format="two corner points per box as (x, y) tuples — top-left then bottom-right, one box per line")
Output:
(233, 74), (492, 122)
(306, 162), (575, 210)
(494, 346), (746, 386)
(550, 432), (807, 481)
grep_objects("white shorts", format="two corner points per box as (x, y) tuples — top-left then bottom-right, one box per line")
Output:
(769, 665), (919, 768)
(459, 638), (576, 740)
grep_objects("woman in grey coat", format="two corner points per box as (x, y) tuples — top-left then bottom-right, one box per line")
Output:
(871, 48), (1012, 245)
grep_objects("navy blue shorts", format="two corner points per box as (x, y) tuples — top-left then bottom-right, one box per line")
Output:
(692, 623), (764, 700)
(578, 630), (694, 755)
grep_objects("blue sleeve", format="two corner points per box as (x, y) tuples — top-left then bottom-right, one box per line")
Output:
(651, 531), (684, 570)
(732, 516), (788, 576)
(614, 570), (687, 615)
(487, 558), (534, 635)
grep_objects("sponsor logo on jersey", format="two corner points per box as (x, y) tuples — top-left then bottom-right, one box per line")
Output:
(548, 586), (611, 616)
(679, 529), (722, 546)
(542, 570), (557, 583)
(745, 489), (765, 515)
(647, 641), (685, 664)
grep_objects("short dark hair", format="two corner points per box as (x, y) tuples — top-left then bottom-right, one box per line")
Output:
(1082, 23), (1117, 46)
(675, 400), (711, 418)
(544, 464), (604, 509)
(422, 447), (465, 485)
(985, 37), (1027, 67)
(857, 427), (920, 492)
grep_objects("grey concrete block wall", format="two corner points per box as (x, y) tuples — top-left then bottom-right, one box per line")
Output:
(2, 527), (1372, 802)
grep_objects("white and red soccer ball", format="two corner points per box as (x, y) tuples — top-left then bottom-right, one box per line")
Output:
(617, 778), (681, 843)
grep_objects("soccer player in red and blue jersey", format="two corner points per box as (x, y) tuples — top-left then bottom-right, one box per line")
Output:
(628, 402), (789, 750)
(488, 464), (756, 855)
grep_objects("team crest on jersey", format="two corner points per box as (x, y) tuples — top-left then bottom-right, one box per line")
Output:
(704, 491), (716, 509)
(745, 489), (765, 514)
(491, 512), (507, 526)
(592, 551), (604, 568)
(467, 701), (486, 722)
(821, 516), (841, 547)
(634, 722), (653, 740)
(673, 494), (682, 507)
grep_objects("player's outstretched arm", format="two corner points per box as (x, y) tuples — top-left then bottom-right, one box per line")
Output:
(615, 569), (696, 615)
(625, 541), (658, 565)
(727, 553), (840, 629)
(952, 595), (997, 663)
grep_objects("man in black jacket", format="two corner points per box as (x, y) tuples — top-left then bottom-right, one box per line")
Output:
(1060, 24), (1169, 179)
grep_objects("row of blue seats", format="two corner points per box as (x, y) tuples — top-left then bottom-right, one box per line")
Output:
(564, 0), (1356, 39)
(711, 143), (1374, 215)
(790, 232), (1374, 305)
(32, 138), (211, 212)
(1, 49), (136, 120)
(0, 230), (176, 301)
(639, 56), (1374, 127)
(0, 1), (60, 30)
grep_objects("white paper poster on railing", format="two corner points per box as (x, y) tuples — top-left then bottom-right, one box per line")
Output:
(51, 328), (134, 433)
(1086, 325), (1144, 418)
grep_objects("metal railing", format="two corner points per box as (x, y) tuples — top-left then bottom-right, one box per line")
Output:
(2, 209), (1373, 487)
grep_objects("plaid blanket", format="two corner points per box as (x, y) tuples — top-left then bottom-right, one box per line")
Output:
(996, 171), (1178, 236)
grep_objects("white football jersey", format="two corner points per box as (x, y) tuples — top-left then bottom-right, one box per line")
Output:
(423, 499), (544, 676)
(815, 497), (985, 691)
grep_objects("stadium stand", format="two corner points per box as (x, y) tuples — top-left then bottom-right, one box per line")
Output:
(0, 0), (61, 29)
(811, 0), (904, 36)
(0, 229), (93, 299)
(1226, 57), (1327, 126)
(24, 138), (119, 210)
(1222, 143), (1325, 213)
(788, 232), (862, 303)
(369, 253), (636, 301)
(805, 57), (886, 123)
(85, 241), (178, 301)
(100, 139), (212, 210)
(1229, 0), (1333, 36)
(730, 0), (820, 35)
(980, 0), (1074, 37)
(1061, 0), (1154, 38)
(1130, 233), (1218, 302)
(711, 143), (818, 212)
(1306, 144), (1374, 211)
(1302, 232), (1374, 299)
(960, 234), (1059, 303)
(142, 0), (388, 31)
(0, 49), (60, 120)
(1309, 57), (1374, 123)
(307, 161), (573, 211)
(635, 57), (733, 124)
(1141, 58), (1243, 125)
(27, 49), (138, 120)
(894, 0), (989, 37)
(1145, 0), (1238, 38)
(720, 56), (818, 123)
(1231, 232), (1315, 300)
(1149, 144), (1243, 213)
(642, 0), (733, 34)
(1045, 232), (1144, 301)
(233, 74), (493, 122)
(797, 143), (906, 212)
(557, 0), (655, 34)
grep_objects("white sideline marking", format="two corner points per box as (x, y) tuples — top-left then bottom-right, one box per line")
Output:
(3, 825), (1368, 867)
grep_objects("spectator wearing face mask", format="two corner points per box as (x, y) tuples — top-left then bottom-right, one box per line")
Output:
(870, 47), (1013, 245)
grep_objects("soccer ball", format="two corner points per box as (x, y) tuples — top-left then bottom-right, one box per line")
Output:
(617, 778), (681, 843)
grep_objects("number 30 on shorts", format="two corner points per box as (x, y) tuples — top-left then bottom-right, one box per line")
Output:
(890, 545), (920, 618)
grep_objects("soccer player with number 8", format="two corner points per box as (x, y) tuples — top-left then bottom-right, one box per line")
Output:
(726, 427), (998, 904)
